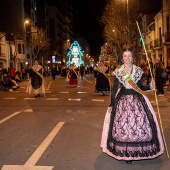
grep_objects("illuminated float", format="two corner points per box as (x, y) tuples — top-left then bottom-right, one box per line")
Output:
(67, 41), (84, 67)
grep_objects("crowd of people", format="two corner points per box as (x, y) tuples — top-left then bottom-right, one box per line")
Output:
(0, 68), (20, 91)
(1, 56), (170, 97)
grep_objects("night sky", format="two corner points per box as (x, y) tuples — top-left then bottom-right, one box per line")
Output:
(72, 0), (162, 59)
(72, 0), (107, 58)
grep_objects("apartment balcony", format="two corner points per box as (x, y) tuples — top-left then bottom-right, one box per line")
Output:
(0, 53), (5, 58)
(145, 42), (154, 51)
(162, 32), (170, 44)
(154, 38), (162, 48)
(150, 41), (154, 50)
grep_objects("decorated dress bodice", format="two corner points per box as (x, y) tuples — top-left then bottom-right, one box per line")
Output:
(114, 65), (143, 89)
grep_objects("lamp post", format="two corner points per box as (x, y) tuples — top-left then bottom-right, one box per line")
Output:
(127, 0), (129, 33)
(126, 0), (130, 46)
(24, 20), (29, 63)
(123, 0), (130, 46)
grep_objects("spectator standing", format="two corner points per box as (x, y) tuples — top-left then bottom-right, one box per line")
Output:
(154, 57), (165, 96)
(166, 59), (170, 89)
(10, 67), (16, 80)
(79, 64), (85, 80)
(21, 67), (26, 80)
(51, 64), (57, 80)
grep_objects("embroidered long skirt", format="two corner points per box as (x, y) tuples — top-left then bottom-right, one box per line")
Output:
(95, 72), (110, 93)
(100, 89), (164, 161)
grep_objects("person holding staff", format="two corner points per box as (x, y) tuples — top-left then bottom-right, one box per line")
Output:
(100, 48), (164, 164)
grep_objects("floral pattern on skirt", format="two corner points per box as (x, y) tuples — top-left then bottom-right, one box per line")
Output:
(101, 90), (164, 161)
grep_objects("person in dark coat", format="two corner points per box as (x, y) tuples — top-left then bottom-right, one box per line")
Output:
(154, 57), (165, 96)
(51, 64), (57, 80)
(79, 64), (85, 80)
(95, 61), (110, 95)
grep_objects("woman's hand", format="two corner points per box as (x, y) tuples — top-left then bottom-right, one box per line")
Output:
(107, 107), (112, 113)
(150, 79), (155, 90)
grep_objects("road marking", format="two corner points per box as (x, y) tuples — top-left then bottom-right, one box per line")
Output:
(4, 97), (16, 99)
(24, 109), (33, 112)
(46, 98), (58, 100)
(24, 98), (36, 100)
(92, 98), (104, 102)
(77, 92), (87, 93)
(0, 111), (21, 124)
(68, 98), (81, 101)
(47, 81), (53, 90)
(2, 122), (65, 170)
(45, 91), (51, 93)
(85, 79), (95, 85)
(59, 91), (69, 93)
(2, 165), (53, 170)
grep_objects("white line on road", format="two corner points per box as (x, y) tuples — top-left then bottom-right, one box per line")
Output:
(25, 122), (65, 165)
(59, 91), (69, 93)
(92, 98), (104, 102)
(68, 98), (81, 101)
(2, 165), (53, 170)
(24, 109), (33, 112)
(4, 97), (16, 99)
(46, 98), (58, 100)
(45, 91), (51, 93)
(77, 92), (87, 93)
(2, 122), (65, 170)
(85, 79), (95, 85)
(0, 111), (21, 124)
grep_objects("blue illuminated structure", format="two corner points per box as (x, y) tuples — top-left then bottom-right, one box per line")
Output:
(67, 41), (84, 66)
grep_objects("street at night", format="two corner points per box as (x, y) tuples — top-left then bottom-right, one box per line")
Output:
(0, 0), (170, 169)
(0, 75), (170, 170)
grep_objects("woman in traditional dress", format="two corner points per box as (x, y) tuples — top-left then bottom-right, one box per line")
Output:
(95, 61), (110, 95)
(67, 63), (78, 87)
(26, 59), (45, 97)
(100, 49), (164, 164)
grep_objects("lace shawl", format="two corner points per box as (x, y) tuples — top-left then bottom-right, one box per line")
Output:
(114, 65), (143, 89)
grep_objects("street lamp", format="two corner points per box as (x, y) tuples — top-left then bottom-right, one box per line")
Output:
(122, 0), (130, 46)
(24, 20), (29, 42)
(126, 0), (130, 43)
(24, 20), (29, 63)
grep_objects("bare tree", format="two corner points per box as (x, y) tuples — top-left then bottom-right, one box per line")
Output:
(83, 55), (90, 65)
(101, 0), (138, 50)
(28, 28), (50, 60)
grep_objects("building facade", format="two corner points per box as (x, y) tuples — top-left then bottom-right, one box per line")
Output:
(143, 0), (170, 67)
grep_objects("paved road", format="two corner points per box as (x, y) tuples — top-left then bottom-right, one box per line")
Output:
(0, 74), (170, 170)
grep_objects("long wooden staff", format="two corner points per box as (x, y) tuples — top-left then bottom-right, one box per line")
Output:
(136, 21), (169, 158)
